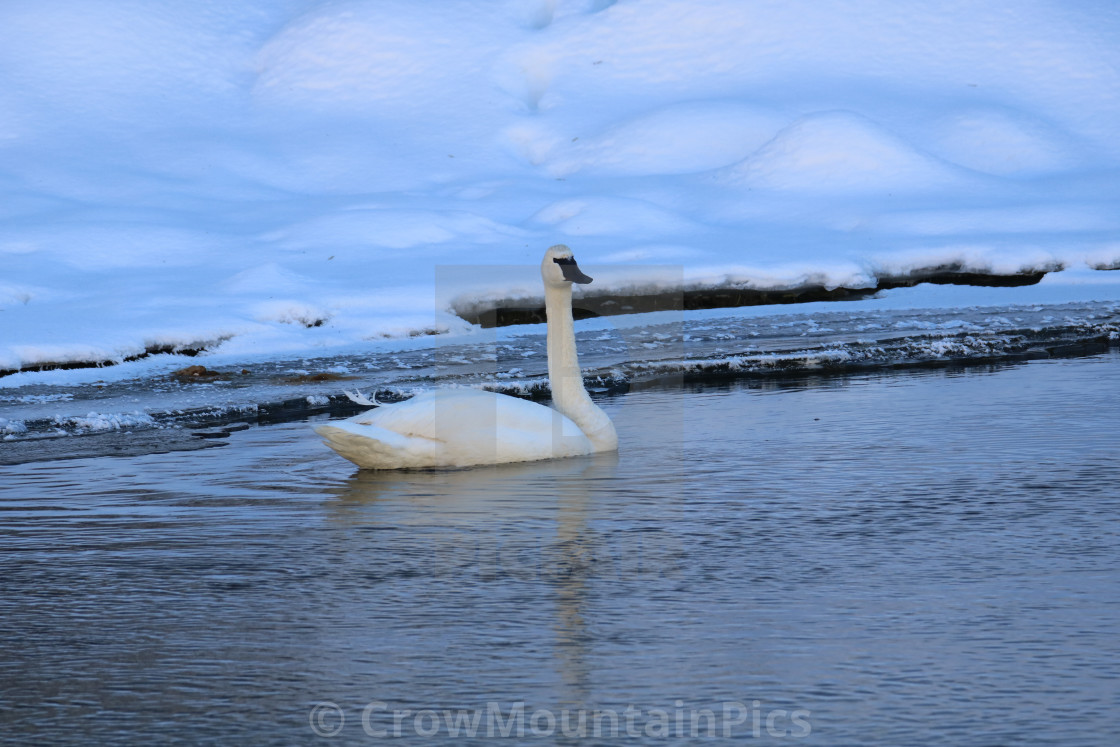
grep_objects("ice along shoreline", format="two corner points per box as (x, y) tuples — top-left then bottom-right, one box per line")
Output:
(1, 295), (1117, 466)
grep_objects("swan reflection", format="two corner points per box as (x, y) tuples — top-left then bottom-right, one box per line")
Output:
(324, 451), (621, 704)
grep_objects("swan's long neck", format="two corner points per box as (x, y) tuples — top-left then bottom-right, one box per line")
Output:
(545, 283), (618, 452)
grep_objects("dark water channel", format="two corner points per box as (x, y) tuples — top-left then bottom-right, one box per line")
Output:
(2, 352), (1119, 745)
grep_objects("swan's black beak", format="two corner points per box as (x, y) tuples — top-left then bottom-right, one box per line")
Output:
(554, 256), (593, 284)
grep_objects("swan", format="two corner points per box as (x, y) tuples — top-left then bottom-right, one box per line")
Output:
(314, 245), (618, 469)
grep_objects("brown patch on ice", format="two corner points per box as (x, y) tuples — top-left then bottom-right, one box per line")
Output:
(277, 371), (358, 384)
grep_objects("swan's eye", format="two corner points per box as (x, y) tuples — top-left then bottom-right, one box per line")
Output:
(553, 256), (577, 265)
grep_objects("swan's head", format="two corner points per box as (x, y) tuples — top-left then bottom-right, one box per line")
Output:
(541, 244), (593, 289)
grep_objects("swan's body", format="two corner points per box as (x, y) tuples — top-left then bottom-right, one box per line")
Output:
(315, 245), (617, 469)
(314, 388), (601, 469)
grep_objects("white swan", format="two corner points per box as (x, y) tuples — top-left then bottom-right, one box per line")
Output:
(315, 245), (618, 469)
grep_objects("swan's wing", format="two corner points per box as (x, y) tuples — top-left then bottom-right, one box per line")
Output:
(315, 422), (439, 470)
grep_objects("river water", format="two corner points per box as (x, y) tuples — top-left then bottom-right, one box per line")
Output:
(2, 351), (1119, 745)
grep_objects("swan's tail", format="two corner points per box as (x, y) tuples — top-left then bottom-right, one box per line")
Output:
(315, 422), (437, 470)
(343, 389), (379, 406)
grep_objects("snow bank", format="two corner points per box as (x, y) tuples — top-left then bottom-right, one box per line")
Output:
(2, 0), (1119, 374)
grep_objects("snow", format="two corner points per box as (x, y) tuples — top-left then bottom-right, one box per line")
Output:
(2, 0), (1120, 376)
(52, 412), (157, 434)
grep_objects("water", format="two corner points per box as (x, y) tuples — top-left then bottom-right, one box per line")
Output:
(2, 353), (1119, 745)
